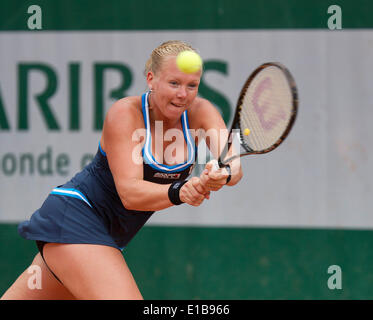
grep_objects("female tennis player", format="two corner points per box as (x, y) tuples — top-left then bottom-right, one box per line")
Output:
(1, 40), (242, 300)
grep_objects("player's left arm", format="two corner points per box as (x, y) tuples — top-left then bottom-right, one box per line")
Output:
(191, 98), (243, 188)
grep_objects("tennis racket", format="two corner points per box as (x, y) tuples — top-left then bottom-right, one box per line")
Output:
(214, 62), (298, 170)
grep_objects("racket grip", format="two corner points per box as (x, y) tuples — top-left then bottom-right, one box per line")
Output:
(210, 159), (221, 172)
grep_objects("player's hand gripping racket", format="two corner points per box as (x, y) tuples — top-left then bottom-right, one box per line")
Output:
(212, 62), (298, 171)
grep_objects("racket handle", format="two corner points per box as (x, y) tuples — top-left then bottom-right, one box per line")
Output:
(210, 159), (226, 172)
(211, 159), (220, 172)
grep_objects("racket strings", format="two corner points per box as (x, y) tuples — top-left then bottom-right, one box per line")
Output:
(242, 77), (278, 149)
(240, 102), (265, 150)
(239, 66), (293, 151)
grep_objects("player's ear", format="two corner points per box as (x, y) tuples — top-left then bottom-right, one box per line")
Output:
(146, 71), (155, 91)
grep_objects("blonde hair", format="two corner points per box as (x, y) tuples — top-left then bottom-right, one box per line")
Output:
(144, 40), (200, 76)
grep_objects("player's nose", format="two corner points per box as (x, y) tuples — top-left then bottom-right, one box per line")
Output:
(176, 86), (187, 99)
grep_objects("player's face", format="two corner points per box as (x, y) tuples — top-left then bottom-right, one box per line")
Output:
(147, 56), (201, 121)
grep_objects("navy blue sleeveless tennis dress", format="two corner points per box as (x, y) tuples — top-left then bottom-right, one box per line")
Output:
(18, 92), (196, 251)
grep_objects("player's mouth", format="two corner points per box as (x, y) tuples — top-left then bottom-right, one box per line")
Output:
(170, 102), (186, 108)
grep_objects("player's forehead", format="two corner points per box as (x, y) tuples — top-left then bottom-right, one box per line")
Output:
(157, 55), (201, 81)
(158, 54), (177, 70)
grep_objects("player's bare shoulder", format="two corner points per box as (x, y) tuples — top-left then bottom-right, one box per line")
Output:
(104, 96), (144, 131)
(188, 96), (222, 129)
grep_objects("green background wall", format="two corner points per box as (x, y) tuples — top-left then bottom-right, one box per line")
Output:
(1, 224), (373, 299)
(1, 0), (372, 30)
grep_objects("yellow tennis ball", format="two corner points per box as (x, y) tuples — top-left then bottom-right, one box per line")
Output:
(176, 51), (202, 74)
(244, 128), (251, 136)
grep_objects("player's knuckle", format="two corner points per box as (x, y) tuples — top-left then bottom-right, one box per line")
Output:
(190, 177), (199, 184)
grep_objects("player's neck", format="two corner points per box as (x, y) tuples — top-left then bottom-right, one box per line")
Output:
(149, 108), (181, 131)
(148, 95), (181, 129)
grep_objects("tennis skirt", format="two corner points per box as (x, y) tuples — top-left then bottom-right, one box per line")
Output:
(18, 184), (153, 251)
(18, 148), (155, 251)
(18, 191), (125, 250)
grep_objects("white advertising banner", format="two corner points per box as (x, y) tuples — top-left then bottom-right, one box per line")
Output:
(0, 30), (372, 228)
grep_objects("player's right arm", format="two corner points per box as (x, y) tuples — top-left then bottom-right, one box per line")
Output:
(101, 97), (209, 211)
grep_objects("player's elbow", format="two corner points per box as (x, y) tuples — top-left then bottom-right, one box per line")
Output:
(119, 195), (134, 210)
(117, 183), (138, 210)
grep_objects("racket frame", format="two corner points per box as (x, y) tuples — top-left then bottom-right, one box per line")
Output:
(218, 62), (298, 167)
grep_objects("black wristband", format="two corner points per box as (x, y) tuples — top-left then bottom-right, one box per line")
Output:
(168, 180), (188, 205)
(225, 164), (232, 184)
